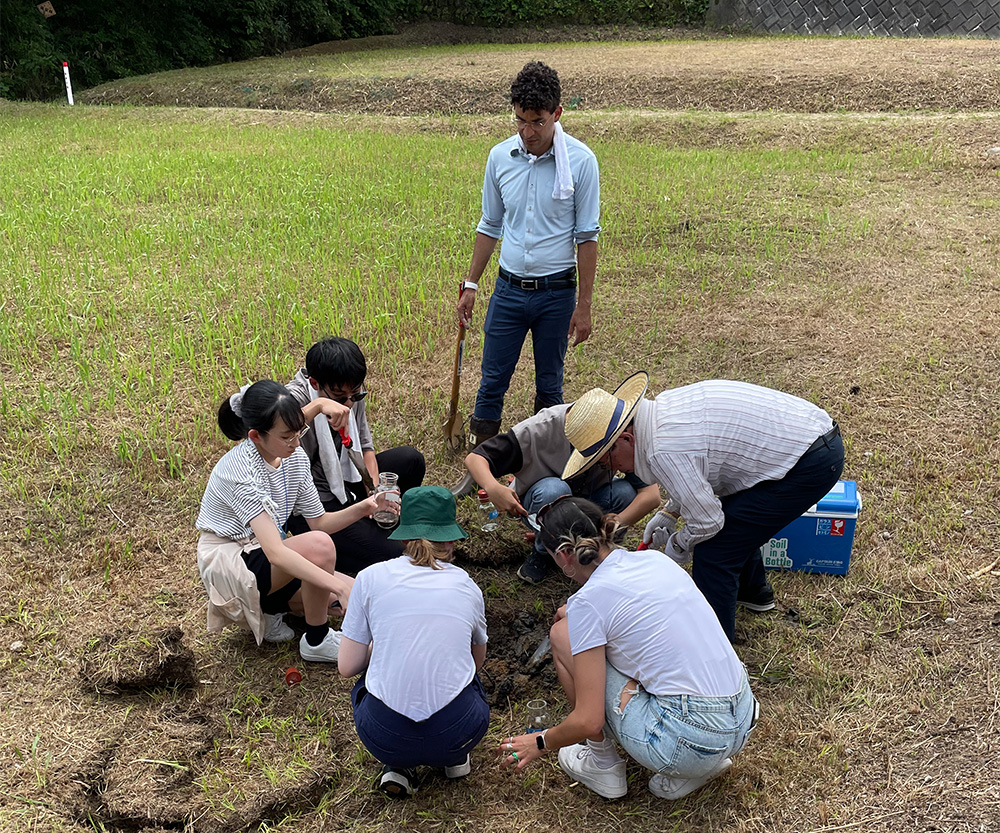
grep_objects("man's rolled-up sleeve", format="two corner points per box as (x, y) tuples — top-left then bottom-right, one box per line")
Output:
(475, 152), (504, 239)
(573, 153), (600, 245)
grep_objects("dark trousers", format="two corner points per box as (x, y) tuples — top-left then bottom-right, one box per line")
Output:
(474, 274), (577, 423)
(692, 432), (845, 642)
(351, 674), (490, 769)
(287, 446), (425, 576)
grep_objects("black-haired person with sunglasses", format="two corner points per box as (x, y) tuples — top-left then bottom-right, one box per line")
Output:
(285, 337), (426, 574)
(498, 496), (757, 801)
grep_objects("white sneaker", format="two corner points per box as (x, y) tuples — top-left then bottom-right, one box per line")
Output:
(557, 743), (627, 799)
(298, 629), (342, 662)
(444, 754), (471, 779)
(262, 613), (295, 643)
(648, 758), (733, 800)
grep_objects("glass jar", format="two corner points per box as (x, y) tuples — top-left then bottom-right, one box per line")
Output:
(373, 472), (401, 529)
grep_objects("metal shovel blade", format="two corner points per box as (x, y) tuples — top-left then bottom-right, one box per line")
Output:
(444, 408), (465, 453)
(528, 635), (551, 670)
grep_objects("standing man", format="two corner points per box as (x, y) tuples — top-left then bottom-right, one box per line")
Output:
(560, 373), (846, 643)
(452, 61), (600, 496)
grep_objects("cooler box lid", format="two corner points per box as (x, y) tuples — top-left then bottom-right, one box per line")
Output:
(803, 480), (861, 519)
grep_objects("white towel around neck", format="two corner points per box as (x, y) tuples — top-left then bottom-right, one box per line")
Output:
(308, 385), (362, 503)
(518, 120), (574, 200)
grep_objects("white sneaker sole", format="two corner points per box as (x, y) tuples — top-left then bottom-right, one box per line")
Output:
(649, 758), (733, 800)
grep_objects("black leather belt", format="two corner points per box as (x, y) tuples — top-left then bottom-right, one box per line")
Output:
(498, 265), (576, 291)
(805, 421), (841, 455)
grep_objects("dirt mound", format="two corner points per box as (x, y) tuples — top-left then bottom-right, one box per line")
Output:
(78, 626), (197, 693)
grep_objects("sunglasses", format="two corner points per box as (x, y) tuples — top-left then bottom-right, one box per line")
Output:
(326, 386), (368, 404)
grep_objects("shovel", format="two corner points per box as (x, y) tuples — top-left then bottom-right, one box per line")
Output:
(443, 283), (468, 453)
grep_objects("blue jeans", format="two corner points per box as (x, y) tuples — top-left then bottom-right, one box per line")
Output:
(522, 476), (638, 552)
(474, 276), (577, 423)
(350, 674), (490, 769)
(692, 432), (845, 642)
(603, 663), (757, 777)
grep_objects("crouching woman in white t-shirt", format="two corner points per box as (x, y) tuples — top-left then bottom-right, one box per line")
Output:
(338, 486), (490, 798)
(197, 380), (391, 664)
(498, 496), (757, 800)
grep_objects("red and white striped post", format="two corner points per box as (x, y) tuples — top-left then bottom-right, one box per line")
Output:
(62, 61), (74, 105)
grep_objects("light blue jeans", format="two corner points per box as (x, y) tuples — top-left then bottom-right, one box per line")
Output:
(602, 663), (757, 777)
(522, 476), (638, 553)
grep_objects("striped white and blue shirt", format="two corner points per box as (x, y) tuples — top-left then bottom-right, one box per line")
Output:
(196, 441), (325, 540)
(632, 381), (834, 553)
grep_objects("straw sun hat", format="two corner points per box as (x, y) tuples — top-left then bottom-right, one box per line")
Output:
(561, 371), (650, 480)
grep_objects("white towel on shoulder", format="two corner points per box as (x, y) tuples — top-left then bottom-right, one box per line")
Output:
(518, 120), (574, 200)
(308, 385), (361, 504)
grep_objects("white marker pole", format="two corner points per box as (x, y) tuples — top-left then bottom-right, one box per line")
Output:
(62, 62), (74, 106)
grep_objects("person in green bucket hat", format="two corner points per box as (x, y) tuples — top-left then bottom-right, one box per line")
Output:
(338, 486), (490, 798)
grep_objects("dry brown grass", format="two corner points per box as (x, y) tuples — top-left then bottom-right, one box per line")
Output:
(5, 29), (1000, 833)
(80, 23), (1000, 114)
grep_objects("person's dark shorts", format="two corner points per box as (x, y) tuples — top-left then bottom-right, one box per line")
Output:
(241, 547), (301, 615)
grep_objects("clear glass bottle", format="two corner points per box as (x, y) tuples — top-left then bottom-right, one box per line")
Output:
(477, 488), (499, 532)
(373, 472), (401, 529)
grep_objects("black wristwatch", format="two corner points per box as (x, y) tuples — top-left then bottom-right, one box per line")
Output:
(536, 730), (547, 751)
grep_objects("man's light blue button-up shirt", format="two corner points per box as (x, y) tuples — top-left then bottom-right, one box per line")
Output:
(475, 132), (600, 278)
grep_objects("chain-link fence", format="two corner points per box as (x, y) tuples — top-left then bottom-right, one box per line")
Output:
(707, 0), (1000, 36)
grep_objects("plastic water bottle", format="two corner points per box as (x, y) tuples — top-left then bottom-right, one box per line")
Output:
(477, 489), (499, 532)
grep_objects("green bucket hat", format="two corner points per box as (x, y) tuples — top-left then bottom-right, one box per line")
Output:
(388, 485), (468, 542)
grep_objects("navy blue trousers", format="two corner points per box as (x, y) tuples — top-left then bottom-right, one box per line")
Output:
(692, 432), (845, 642)
(351, 674), (490, 769)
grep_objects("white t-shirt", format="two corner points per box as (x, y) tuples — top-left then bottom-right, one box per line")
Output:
(342, 556), (488, 721)
(196, 441), (325, 540)
(567, 548), (743, 697)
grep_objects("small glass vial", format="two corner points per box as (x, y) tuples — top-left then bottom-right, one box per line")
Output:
(525, 698), (549, 733)
(373, 472), (401, 529)
(477, 488), (499, 532)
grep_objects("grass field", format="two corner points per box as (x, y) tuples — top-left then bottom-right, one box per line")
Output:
(2, 31), (1000, 833)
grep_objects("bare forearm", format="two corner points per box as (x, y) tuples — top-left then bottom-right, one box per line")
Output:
(468, 232), (499, 282)
(311, 500), (372, 535)
(615, 484), (663, 528)
(576, 240), (597, 305)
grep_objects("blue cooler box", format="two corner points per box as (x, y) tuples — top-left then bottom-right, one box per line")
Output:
(762, 480), (861, 575)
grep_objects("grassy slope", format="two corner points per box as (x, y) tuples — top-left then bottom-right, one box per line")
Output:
(2, 37), (1000, 832)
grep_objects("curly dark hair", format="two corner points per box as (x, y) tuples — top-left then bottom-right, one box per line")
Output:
(510, 61), (561, 114)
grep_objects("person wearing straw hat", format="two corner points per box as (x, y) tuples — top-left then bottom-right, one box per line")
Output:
(498, 496), (757, 800)
(450, 61), (600, 498)
(462, 373), (659, 583)
(562, 374), (845, 643)
(338, 486), (490, 798)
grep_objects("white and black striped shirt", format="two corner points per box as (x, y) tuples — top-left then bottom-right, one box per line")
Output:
(196, 441), (326, 540)
(633, 381), (835, 553)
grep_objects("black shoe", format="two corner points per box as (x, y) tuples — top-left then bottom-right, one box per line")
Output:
(378, 765), (416, 798)
(517, 549), (552, 584)
(737, 584), (776, 613)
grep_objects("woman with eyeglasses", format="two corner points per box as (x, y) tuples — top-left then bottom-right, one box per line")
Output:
(498, 496), (757, 801)
(196, 380), (396, 664)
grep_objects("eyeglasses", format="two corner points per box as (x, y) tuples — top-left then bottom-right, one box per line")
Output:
(269, 424), (310, 445)
(512, 115), (548, 131)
